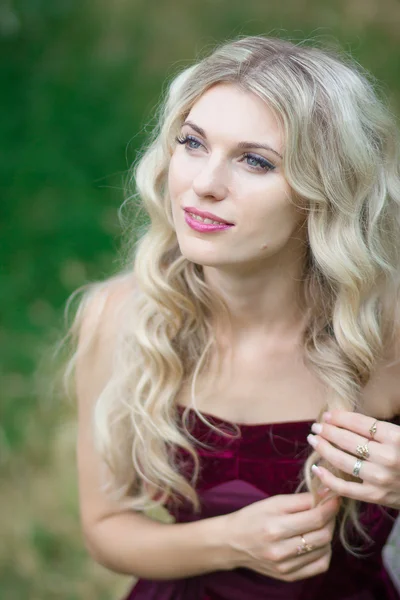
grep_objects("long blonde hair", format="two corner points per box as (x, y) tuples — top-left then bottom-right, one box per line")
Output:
(66, 36), (400, 553)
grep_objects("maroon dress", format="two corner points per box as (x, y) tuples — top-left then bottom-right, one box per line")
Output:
(124, 407), (400, 600)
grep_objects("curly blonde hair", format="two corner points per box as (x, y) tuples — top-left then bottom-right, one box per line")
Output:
(66, 36), (400, 553)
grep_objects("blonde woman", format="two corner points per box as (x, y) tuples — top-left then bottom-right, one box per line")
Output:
(70, 36), (400, 599)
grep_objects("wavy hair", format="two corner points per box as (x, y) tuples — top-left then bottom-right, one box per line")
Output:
(66, 36), (400, 553)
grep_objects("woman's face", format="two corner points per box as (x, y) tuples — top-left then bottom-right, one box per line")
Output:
(168, 83), (307, 274)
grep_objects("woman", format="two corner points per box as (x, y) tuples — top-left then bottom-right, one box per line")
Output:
(70, 36), (400, 599)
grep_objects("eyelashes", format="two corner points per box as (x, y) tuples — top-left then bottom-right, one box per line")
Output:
(243, 153), (275, 172)
(175, 134), (276, 173)
(176, 134), (202, 150)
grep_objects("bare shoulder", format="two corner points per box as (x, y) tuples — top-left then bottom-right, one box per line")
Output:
(74, 271), (137, 409)
(363, 321), (400, 419)
(381, 316), (400, 417)
(77, 272), (137, 347)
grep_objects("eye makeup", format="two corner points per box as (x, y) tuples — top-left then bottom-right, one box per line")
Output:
(175, 134), (276, 173)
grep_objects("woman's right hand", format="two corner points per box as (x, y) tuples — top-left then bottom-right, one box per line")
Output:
(223, 491), (341, 581)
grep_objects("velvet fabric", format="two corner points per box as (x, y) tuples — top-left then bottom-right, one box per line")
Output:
(124, 407), (400, 600)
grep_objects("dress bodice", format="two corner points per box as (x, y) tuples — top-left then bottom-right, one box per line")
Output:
(172, 405), (316, 505)
(125, 407), (400, 600)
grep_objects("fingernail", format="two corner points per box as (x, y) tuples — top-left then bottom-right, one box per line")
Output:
(311, 423), (322, 434)
(317, 486), (330, 496)
(311, 464), (321, 475)
(307, 434), (318, 448)
(322, 412), (332, 422)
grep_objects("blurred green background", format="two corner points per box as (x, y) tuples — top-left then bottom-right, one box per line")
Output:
(2, 0), (400, 598)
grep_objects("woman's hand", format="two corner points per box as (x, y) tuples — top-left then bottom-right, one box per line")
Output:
(224, 492), (341, 581)
(307, 410), (400, 510)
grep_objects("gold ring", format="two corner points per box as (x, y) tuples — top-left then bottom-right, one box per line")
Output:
(296, 534), (314, 555)
(369, 420), (378, 439)
(356, 443), (370, 459)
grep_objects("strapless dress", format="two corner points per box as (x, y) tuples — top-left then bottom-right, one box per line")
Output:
(124, 407), (400, 599)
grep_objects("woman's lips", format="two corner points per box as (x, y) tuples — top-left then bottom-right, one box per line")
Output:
(183, 210), (234, 233)
(184, 206), (233, 225)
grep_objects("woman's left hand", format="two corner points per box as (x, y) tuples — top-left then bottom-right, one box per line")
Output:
(307, 411), (400, 510)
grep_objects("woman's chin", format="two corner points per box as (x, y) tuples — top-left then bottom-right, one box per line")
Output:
(181, 253), (223, 268)
(177, 247), (223, 267)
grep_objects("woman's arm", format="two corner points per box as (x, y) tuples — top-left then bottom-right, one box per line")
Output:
(75, 279), (232, 579)
(83, 508), (230, 578)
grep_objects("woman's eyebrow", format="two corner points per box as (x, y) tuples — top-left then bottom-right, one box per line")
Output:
(182, 120), (283, 160)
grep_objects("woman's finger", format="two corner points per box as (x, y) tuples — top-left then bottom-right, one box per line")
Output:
(311, 422), (400, 469)
(307, 433), (396, 488)
(320, 411), (400, 447)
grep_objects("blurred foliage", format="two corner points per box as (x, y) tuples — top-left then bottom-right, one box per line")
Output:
(1, 0), (400, 597)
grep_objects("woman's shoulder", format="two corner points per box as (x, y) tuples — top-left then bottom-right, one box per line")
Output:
(79, 271), (136, 331)
(73, 271), (137, 363)
(72, 272), (137, 403)
(363, 319), (400, 419)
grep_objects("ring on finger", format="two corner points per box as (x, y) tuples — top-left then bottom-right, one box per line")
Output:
(369, 420), (378, 439)
(352, 458), (363, 478)
(356, 443), (370, 459)
(296, 534), (314, 555)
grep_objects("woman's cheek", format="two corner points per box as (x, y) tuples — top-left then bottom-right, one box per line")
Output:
(169, 155), (195, 196)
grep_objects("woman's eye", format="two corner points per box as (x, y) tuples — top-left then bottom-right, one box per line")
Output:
(243, 153), (275, 172)
(174, 136), (275, 173)
(175, 134), (203, 150)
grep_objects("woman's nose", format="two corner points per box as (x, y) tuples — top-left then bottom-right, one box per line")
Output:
(192, 157), (229, 201)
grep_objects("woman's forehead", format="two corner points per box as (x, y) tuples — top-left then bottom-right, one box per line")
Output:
(186, 83), (284, 153)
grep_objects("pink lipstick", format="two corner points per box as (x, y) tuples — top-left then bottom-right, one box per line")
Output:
(183, 207), (234, 233)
